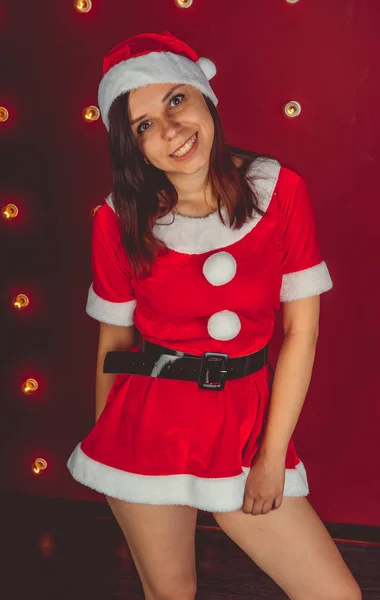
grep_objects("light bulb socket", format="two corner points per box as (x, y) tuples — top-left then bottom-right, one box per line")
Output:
(174, 0), (193, 7)
(284, 101), (302, 118)
(74, 0), (92, 13)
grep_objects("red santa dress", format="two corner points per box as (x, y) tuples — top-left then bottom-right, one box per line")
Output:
(67, 157), (333, 512)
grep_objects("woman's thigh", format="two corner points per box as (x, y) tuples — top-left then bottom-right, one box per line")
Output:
(106, 497), (198, 600)
(213, 497), (361, 600)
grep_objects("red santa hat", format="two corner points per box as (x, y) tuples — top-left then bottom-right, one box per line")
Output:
(98, 31), (218, 130)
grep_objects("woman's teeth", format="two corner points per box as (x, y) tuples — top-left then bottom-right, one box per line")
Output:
(171, 133), (197, 157)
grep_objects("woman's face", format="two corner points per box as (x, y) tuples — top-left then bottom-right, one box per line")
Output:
(128, 83), (215, 175)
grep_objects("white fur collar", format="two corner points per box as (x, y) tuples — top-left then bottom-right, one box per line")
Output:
(105, 157), (280, 255)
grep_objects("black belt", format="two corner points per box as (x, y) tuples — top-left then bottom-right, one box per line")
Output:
(103, 340), (269, 391)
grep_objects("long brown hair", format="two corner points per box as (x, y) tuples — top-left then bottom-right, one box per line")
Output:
(108, 92), (278, 276)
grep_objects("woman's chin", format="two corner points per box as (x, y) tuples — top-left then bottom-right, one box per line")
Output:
(170, 152), (211, 174)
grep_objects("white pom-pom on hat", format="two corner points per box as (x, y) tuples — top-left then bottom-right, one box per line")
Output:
(202, 252), (237, 287)
(196, 57), (217, 80)
(207, 310), (241, 341)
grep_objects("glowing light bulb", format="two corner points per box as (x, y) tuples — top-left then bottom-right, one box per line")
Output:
(22, 378), (39, 395)
(284, 101), (302, 118)
(0, 107), (9, 122)
(286, 0), (300, 3)
(39, 532), (56, 559)
(82, 106), (100, 122)
(74, 0), (92, 12)
(13, 294), (29, 310)
(32, 458), (47, 474)
(1, 203), (19, 219)
(174, 0), (193, 7)
(90, 205), (101, 217)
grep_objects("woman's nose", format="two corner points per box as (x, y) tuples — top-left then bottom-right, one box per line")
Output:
(160, 118), (182, 141)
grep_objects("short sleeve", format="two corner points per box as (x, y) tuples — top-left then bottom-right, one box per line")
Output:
(279, 175), (333, 302)
(85, 203), (137, 325)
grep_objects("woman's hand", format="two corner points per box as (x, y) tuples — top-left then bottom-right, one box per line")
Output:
(242, 452), (286, 515)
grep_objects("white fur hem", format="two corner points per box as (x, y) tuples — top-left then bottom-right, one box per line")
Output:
(105, 157), (281, 254)
(281, 261), (333, 302)
(67, 444), (309, 513)
(86, 283), (136, 326)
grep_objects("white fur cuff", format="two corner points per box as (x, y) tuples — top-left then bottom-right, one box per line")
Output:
(86, 284), (136, 326)
(281, 261), (333, 302)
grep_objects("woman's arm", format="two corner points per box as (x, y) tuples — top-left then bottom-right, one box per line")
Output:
(95, 322), (137, 422)
(258, 295), (320, 461)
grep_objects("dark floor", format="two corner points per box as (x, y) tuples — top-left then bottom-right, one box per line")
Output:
(2, 494), (379, 600)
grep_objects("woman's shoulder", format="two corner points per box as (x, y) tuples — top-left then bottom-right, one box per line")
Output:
(232, 152), (302, 185)
(94, 194), (118, 222)
(234, 153), (281, 182)
(240, 155), (282, 205)
(276, 163), (303, 188)
(273, 165), (309, 212)
(240, 154), (305, 199)
(91, 194), (120, 239)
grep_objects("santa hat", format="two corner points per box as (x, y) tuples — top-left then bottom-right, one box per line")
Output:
(98, 31), (218, 130)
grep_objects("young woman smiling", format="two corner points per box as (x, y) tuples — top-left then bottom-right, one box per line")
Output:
(67, 31), (361, 600)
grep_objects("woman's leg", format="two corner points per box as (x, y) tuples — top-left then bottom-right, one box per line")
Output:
(106, 496), (198, 600)
(213, 497), (361, 600)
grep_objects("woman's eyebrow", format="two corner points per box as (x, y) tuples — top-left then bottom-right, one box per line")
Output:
(130, 84), (185, 125)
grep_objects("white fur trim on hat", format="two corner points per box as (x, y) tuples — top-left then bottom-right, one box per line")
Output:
(98, 51), (218, 130)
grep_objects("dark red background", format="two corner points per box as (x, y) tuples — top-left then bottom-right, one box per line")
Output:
(1, 0), (379, 526)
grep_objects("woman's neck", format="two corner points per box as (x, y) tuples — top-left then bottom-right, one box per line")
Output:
(164, 165), (218, 218)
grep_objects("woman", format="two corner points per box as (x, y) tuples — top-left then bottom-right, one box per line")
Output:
(67, 31), (361, 600)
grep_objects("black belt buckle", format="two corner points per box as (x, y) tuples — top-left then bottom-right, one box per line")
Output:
(198, 352), (229, 391)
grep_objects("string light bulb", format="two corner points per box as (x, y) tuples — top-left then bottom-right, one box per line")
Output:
(1, 203), (19, 219)
(39, 532), (56, 559)
(82, 105), (100, 122)
(174, 0), (193, 7)
(13, 294), (29, 310)
(22, 378), (39, 395)
(286, 0), (300, 3)
(284, 101), (302, 118)
(32, 458), (47, 474)
(74, 0), (92, 13)
(0, 107), (9, 123)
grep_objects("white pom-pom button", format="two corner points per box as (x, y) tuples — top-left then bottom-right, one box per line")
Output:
(207, 310), (241, 341)
(202, 252), (237, 287)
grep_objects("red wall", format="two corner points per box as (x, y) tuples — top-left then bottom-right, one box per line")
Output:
(1, 1), (379, 526)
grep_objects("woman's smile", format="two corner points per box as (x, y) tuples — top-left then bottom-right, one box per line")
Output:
(170, 132), (199, 161)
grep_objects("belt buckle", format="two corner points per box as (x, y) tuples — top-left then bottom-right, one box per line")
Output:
(198, 352), (229, 391)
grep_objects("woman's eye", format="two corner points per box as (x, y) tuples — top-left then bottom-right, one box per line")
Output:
(169, 94), (185, 107)
(137, 94), (184, 134)
(137, 121), (151, 134)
